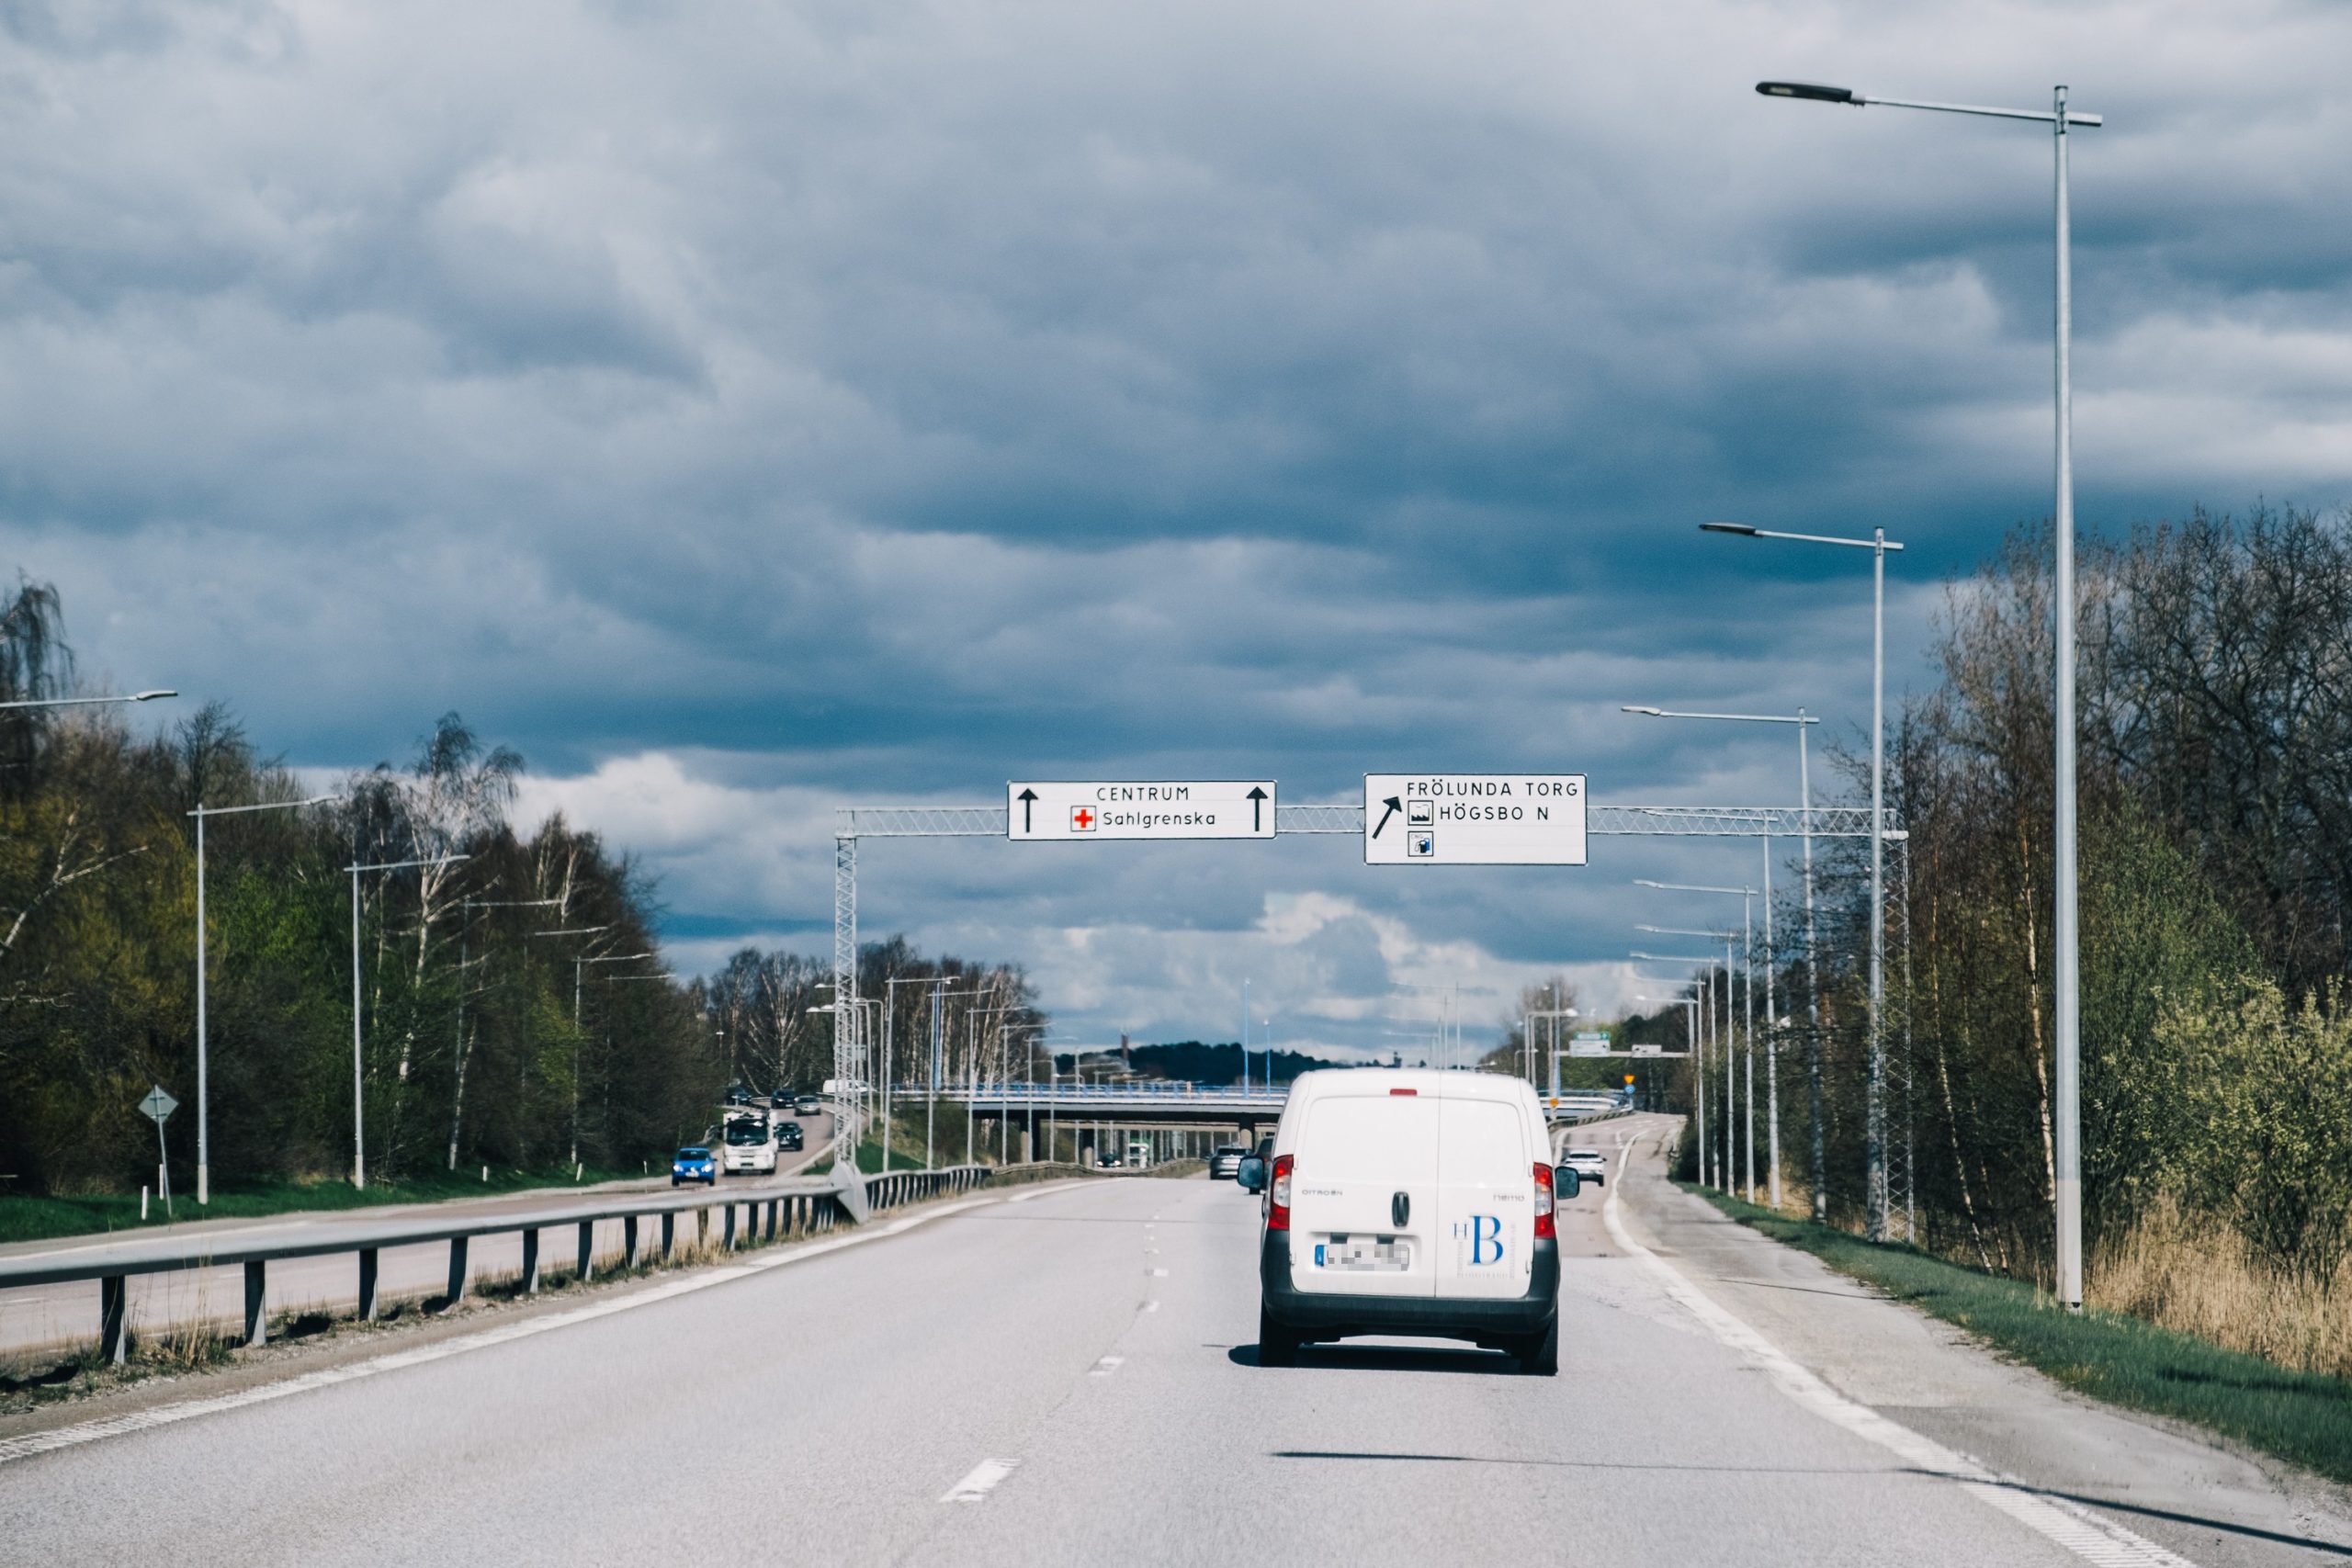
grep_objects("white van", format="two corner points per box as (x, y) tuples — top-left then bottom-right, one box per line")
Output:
(1249, 1068), (1563, 1374)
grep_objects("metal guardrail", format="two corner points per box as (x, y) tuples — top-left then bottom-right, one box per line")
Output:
(0, 1165), (991, 1365)
(938, 1080), (1289, 1104)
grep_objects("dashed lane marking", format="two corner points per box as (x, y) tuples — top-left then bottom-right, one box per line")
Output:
(942, 1457), (1019, 1504)
(1090, 1355), (1125, 1377)
(1604, 1135), (2199, 1568)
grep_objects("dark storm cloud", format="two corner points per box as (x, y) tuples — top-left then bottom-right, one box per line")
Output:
(8, 0), (2351, 1044)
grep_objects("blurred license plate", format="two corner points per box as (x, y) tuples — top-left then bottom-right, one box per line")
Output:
(1316, 1236), (1411, 1271)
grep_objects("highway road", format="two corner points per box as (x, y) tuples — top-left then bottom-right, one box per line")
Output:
(3, 1113), (2346, 1565)
(0, 1115), (833, 1357)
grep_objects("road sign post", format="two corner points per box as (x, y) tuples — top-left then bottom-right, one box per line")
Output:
(141, 1085), (178, 1218)
(1008, 781), (1275, 840)
(1363, 774), (1587, 864)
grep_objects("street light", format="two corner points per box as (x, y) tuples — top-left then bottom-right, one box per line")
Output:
(448, 897), (566, 1172)
(188, 792), (337, 1203)
(1702, 522), (1904, 1234)
(1624, 704), (1822, 1213)
(571, 948), (652, 1167)
(1640, 882), (1757, 1201)
(345, 852), (469, 1189)
(1635, 882), (1748, 1198)
(0, 689), (176, 710)
(1755, 76), (2098, 1297)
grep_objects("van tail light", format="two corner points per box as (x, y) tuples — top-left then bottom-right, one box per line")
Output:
(1532, 1161), (1556, 1241)
(1268, 1154), (1295, 1232)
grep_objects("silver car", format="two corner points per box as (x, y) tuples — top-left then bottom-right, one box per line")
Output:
(1208, 1144), (1247, 1180)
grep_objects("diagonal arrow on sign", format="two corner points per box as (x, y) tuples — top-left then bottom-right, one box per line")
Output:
(1371, 795), (1402, 839)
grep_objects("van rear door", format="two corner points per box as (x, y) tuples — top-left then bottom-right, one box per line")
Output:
(1432, 1091), (1535, 1299)
(1286, 1089), (1438, 1298)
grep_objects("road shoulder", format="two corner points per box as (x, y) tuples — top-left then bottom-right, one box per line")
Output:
(1611, 1125), (2352, 1566)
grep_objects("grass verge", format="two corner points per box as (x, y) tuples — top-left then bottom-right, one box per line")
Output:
(1682, 1183), (2352, 1486)
(0, 1165), (640, 1247)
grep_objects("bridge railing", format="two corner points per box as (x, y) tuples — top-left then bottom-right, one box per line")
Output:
(0, 1164), (990, 1366)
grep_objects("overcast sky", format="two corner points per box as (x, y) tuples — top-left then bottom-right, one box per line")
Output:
(8, 0), (2350, 1057)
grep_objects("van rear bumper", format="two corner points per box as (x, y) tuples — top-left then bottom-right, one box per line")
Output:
(1259, 1232), (1558, 1342)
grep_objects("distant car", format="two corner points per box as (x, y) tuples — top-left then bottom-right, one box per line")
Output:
(1560, 1148), (1608, 1188)
(771, 1087), (794, 1107)
(1209, 1145), (1247, 1180)
(721, 1084), (754, 1107)
(794, 1094), (823, 1116)
(672, 1146), (717, 1187)
(777, 1122), (804, 1152)
(720, 1114), (778, 1176)
(1098, 1152), (1123, 1168)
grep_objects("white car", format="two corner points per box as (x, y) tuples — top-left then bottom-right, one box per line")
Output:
(1559, 1147), (1608, 1188)
(1254, 1068), (1560, 1375)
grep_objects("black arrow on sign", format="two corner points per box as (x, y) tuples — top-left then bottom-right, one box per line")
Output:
(1247, 785), (1268, 832)
(1016, 788), (1038, 833)
(1371, 795), (1402, 840)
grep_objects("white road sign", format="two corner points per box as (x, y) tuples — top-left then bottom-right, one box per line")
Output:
(1362, 773), (1587, 865)
(1009, 781), (1276, 840)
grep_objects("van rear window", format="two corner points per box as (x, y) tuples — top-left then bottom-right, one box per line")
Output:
(1304, 1095), (1440, 1182)
(1438, 1098), (1527, 1188)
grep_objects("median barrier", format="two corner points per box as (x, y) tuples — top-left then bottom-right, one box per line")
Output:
(2, 1164), (992, 1364)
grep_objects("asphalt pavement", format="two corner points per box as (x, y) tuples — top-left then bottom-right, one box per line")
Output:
(3, 1112), (2346, 1565)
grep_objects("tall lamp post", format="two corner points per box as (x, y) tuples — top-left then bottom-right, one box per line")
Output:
(1632, 949), (1732, 1188)
(1640, 915), (1749, 1197)
(1634, 993), (1702, 1111)
(1754, 77), (2098, 1296)
(189, 792), (336, 1203)
(1642, 883), (1761, 1203)
(1624, 705), (1820, 1213)
(1702, 521), (1904, 1236)
(450, 897), (564, 1170)
(346, 852), (469, 1189)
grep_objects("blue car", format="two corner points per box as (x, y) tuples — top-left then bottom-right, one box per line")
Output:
(671, 1146), (717, 1187)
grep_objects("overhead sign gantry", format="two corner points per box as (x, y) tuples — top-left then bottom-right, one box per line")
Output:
(1362, 773), (1588, 864)
(1007, 780), (1275, 840)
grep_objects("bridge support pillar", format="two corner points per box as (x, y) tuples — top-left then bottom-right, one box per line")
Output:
(1078, 1127), (1095, 1167)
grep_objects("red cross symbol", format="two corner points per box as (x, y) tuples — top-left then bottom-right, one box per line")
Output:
(1070, 807), (1097, 831)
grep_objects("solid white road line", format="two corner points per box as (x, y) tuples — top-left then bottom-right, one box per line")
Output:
(1604, 1135), (2199, 1568)
(942, 1457), (1019, 1504)
(0, 1193), (1003, 1469)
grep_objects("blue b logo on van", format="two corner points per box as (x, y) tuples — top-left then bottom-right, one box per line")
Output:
(1453, 1215), (1503, 1265)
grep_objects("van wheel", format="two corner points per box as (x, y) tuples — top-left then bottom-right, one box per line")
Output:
(1518, 1317), (1559, 1377)
(1258, 1307), (1301, 1369)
